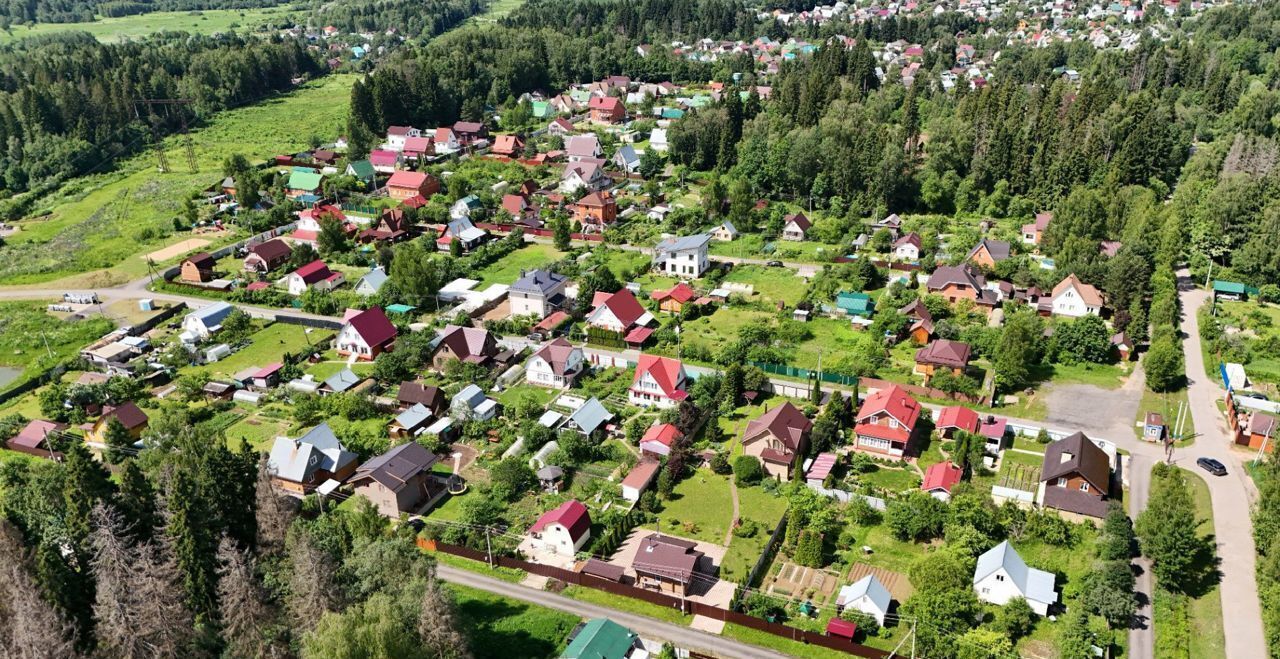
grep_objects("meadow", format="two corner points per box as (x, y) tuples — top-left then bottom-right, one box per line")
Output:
(0, 302), (114, 394)
(0, 7), (290, 44)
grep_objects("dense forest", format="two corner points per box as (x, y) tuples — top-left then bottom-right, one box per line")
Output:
(0, 0), (286, 24)
(0, 31), (323, 210)
(308, 0), (482, 45)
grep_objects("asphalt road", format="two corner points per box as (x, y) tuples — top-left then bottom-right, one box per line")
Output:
(436, 565), (788, 659)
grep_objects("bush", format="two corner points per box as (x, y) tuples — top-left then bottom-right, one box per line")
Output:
(710, 451), (732, 475)
(733, 455), (764, 485)
(839, 610), (880, 636)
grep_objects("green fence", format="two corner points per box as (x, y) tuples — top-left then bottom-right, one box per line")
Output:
(749, 361), (859, 387)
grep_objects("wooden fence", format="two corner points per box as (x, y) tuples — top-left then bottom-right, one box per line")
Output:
(420, 539), (886, 658)
(476, 221), (606, 243)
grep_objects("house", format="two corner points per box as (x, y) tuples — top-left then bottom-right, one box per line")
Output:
(900, 299), (934, 344)
(782, 213), (811, 241)
(652, 233), (711, 277)
(649, 127), (669, 152)
(349, 441), (440, 516)
(628, 354), (688, 409)
(586, 288), (655, 345)
(433, 127), (461, 154)
(967, 238), (1011, 268)
(365, 206), (412, 241)
(510, 269), (568, 319)
(914, 340), (972, 384)
(385, 170), (440, 201)
(561, 163), (610, 195)
(492, 134), (525, 157)
(711, 220), (738, 241)
(396, 381), (445, 416)
(631, 533), (706, 596)
(452, 121), (488, 145)
(640, 423), (682, 458)
(431, 325), (500, 371)
(561, 618), (641, 659)
(369, 149), (401, 173)
(354, 267), (389, 297)
(565, 398), (613, 436)
(892, 232), (922, 261)
(180, 252), (217, 283)
(1050, 274), (1104, 317)
(872, 213), (903, 234)
(854, 385), (922, 459)
(1040, 432), (1114, 519)
(285, 167), (323, 199)
(403, 136), (434, 160)
(437, 217), (489, 252)
(973, 541), (1058, 615)
(936, 405), (980, 438)
(501, 193), (533, 221)
(451, 384), (499, 421)
(345, 159), (376, 185)
(335, 307), (397, 361)
(526, 338), (585, 389)
(527, 499), (591, 557)
(836, 292), (875, 318)
(285, 260), (345, 296)
(1212, 280), (1249, 302)
(181, 302), (235, 342)
(1111, 332), (1135, 361)
(921, 462), (963, 500)
(1143, 412), (1166, 443)
(320, 368), (369, 395)
(835, 574), (892, 626)
(566, 134), (603, 161)
(384, 125), (421, 151)
(741, 401), (813, 480)
(291, 204), (352, 246)
(612, 144), (641, 173)
(652, 282), (698, 314)
(248, 363), (283, 390)
(1021, 212), (1052, 245)
(267, 423), (359, 494)
(620, 458), (660, 502)
(547, 117), (575, 136)
(588, 96), (625, 123)
(244, 239), (292, 274)
(1245, 413), (1278, 452)
(6, 419), (67, 460)
(86, 402), (149, 444)
(926, 265), (986, 304)
(571, 191), (618, 230)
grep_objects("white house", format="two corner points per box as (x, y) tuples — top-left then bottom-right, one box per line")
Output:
(526, 500), (591, 558)
(525, 338), (585, 389)
(565, 134), (602, 162)
(835, 574), (892, 626)
(284, 260), (345, 296)
(782, 213), (811, 241)
(353, 267), (388, 297)
(653, 233), (711, 277)
(973, 541), (1058, 615)
(613, 144), (641, 173)
(384, 126), (420, 152)
(181, 302), (235, 343)
(892, 232), (922, 261)
(710, 221), (738, 242)
(649, 128), (669, 152)
(433, 127), (461, 154)
(334, 307), (397, 361)
(628, 354), (688, 409)
(510, 269), (568, 319)
(559, 162), (609, 194)
(451, 384), (498, 421)
(1050, 274), (1104, 317)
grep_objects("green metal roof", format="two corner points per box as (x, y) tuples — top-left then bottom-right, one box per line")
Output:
(531, 101), (550, 118)
(836, 291), (875, 315)
(386, 304), (416, 314)
(288, 167), (323, 192)
(1213, 280), (1246, 294)
(347, 159), (375, 179)
(560, 619), (636, 659)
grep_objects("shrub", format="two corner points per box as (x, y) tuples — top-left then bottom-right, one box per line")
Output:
(733, 455), (764, 485)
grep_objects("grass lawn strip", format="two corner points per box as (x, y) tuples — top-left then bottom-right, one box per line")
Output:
(445, 582), (578, 658)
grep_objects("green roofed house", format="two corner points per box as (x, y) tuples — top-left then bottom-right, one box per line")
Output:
(560, 618), (640, 659)
(531, 100), (550, 118)
(836, 291), (875, 317)
(287, 167), (324, 199)
(1213, 280), (1247, 302)
(345, 159), (376, 185)
(386, 304), (416, 314)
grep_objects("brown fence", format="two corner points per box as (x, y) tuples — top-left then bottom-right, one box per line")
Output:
(860, 376), (988, 406)
(422, 540), (885, 658)
(476, 221), (605, 242)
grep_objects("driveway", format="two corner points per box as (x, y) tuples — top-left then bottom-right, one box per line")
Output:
(1041, 366), (1145, 440)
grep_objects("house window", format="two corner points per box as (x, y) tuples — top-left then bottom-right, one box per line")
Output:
(1056, 477), (1067, 487)
(995, 574), (1004, 582)
(1080, 482), (1090, 493)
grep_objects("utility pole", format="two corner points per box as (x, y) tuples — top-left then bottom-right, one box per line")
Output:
(133, 98), (198, 173)
(484, 525), (493, 568)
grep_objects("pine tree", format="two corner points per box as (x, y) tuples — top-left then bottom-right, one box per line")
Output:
(0, 521), (78, 658)
(216, 537), (275, 658)
(117, 461), (158, 543)
(418, 577), (471, 658)
(285, 528), (339, 632)
(103, 417), (132, 465)
(166, 470), (218, 619)
(254, 456), (295, 556)
(552, 215), (572, 251)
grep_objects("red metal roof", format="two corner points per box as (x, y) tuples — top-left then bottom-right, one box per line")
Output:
(921, 462), (963, 493)
(641, 423), (682, 448)
(345, 307), (397, 349)
(529, 499), (591, 543)
(633, 354), (685, 398)
(653, 282), (696, 304)
(386, 170), (431, 190)
(857, 385), (921, 429)
(937, 406), (980, 433)
(826, 618), (857, 639)
(595, 288), (646, 328)
(292, 259), (333, 284)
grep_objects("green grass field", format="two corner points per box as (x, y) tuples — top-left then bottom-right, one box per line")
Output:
(0, 74), (355, 287)
(1183, 471), (1226, 659)
(474, 243), (565, 288)
(655, 471), (735, 545)
(723, 265), (809, 305)
(189, 322), (313, 380)
(721, 484), (789, 581)
(446, 582), (578, 658)
(0, 6), (291, 44)
(0, 302), (113, 393)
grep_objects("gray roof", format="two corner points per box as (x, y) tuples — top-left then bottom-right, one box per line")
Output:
(356, 268), (389, 294)
(537, 465), (564, 481)
(974, 541), (1058, 606)
(188, 301), (235, 328)
(567, 397), (613, 435)
(267, 422), (357, 484)
(837, 574), (892, 614)
(352, 441), (437, 493)
(324, 368), (362, 393)
(511, 269), (567, 296)
(394, 403), (433, 430)
(655, 233), (711, 256)
(614, 144), (640, 166)
(454, 384), (488, 409)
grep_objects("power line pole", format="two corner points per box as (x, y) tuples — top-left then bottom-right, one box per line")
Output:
(133, 98), (198, 173)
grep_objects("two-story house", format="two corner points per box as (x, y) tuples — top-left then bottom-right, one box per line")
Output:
(1049, 274), (1104, 317)
(925, 265), (998, 313)
(892, 232), (922, 261)
(781, 213), (811, 241)
(741, 401), (812, 481)
(854, 385), (922, 459)
(1021, 212), (1052, 245)
(526, 337), (585, 389)
(628, 354), (688, 409)
(335, 307), (397, 361)
(510, 269), (568, 319)
(586, 288), (655, 346)
(1039, 431), (1114, 519)
(431, 325), (500, 371)
(653, 233), (711, 277)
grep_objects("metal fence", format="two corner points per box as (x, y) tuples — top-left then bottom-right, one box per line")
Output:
(749, 361), (859, 387)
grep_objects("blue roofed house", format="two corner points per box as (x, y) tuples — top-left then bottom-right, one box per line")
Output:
(836, 292), (875, 318)
(267, 422), (359, 494)
(653, 233), (711, 278)
(973, 541), (1058, 615)
(181, 302), (236, 344)
(321, 368), (365, 395)
(564, 397), (614, 437)
(612, 144), (641, 174)
(354, 267), (389, 296)
(390, 403), (434, 439)
(451, 384), (499, 421)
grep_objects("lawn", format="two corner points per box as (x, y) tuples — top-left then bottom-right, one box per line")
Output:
(305, 359), (376, 382)
(496, 384), (560, 409)
(560, 585), (691, 624)
(446, 583), (578, 659)
(676, 306), (773, 359)
(433, 552), (527, 584)
(223, 408), (293, 451)
(721, 623), (851, 659)
(0, 302), (114, 394)
(722, 265), (809, 306)
(1033, 361), (1129, 390)
(189, 322), (314, 380)
(595, 249), (651, 279)
(721, 484), (790, 582)
(853, 464), (920, 494)
(0, 6), (290, 43)
(655, 471), (735, 545)
(791, 318), (881, 372)
(474, 243), (565, 288)
(0, 74), (355, 287)
(1179, 471), (1226, 659)
(1135, 386), (1196, 445)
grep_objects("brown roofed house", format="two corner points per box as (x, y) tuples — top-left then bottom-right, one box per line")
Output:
(181, 252), (218, 283)
(431, 325), (500, 371)
(244, 239), (293, 274)
(86, 402), (149, 445)
(966, 239), (1011, 269)
(631, 533), (707, 596)
(396, 381), (446, 416)
(926, 265), (998, 313)
(741, 402), (813, 481)
(6, 419), (67, 460)
(349, 442), (441, 516)
(914, 339), (972, 384)
(1039, 432), (1113, 519)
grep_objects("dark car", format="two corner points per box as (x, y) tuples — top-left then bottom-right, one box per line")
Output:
(1240, 392), (1270, 401)
(1197, 457), (1227, 476)
(404, 518), (426, 533)
(765, 260), (784, 267)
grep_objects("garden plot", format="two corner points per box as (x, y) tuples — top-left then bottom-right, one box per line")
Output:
(844, 562), (913, 602)
(767, 562), (840, 602)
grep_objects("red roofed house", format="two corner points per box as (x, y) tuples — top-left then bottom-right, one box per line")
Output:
(180, 252), (218, 283)
(285, 260), (346, 296)
(572, 191), (618, 231)
(854, 385), (922, 459)
(741, 401), (813, 480)
(640, 423), (683, 458)
(782, 213), (811, 241)
(913, 339), (972, 384)
(335, 307), (397, 361)
(586, 288), (655, 346)
(652, 282), (697, 314)
(492, 134), (525, 157)
(629, 354), (688, 409)
(452, 121), (488, 145)
(527, 499), (591, 557)
(402, 135), (434, 160)
(921, 462), (963, 500)
(588, 96), (625, 124)
(243, 239), (293, 274)
(385, 170), (440, 202)
(1243, 413), (1277, 453)
(892, 232), (922, 261)
(6, 419), (67, 460)
(936, 405), (980, 438)
(358, 207), (412, 244)
(501, 194), (533, 221)
(1022, 212), (1052, 246)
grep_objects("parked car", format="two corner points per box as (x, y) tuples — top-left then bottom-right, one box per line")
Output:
(1240, 392), (1270, 401)
(1196, 457), (1227, 476)
(765, 260), (784, 267)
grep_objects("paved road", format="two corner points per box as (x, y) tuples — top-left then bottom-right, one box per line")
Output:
(1127, 451), (1156, 659)
(436, 564), (788, 659)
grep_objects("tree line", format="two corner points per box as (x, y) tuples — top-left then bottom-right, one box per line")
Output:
(0, 0), (286, 25)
